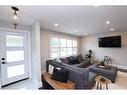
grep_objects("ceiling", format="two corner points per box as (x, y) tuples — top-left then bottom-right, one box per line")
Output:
(0, 6), (127, 36)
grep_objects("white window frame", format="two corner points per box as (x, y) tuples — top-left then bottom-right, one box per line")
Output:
(50, 35), (78, 58)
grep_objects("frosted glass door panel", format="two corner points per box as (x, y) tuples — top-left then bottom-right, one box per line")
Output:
(7, 51), (24, 62)
(6, 35), (23, 47)
(7, 65), (25, 78)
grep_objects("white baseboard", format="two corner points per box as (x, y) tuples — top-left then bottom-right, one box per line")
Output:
(37, 82), (43, 88)
(112, 64), (127, 70)
(33, 79), (42, 88)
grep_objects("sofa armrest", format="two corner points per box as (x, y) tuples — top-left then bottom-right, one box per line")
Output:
(61, 64), (89, 89)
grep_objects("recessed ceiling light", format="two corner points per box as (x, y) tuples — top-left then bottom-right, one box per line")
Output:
(74, 29), (77, 32)
(110, 28), (114, 31)
(92, 1), (100, 7)
(84, 33), (87, 36)
(106, 21), (110, 25)
(54, 23), (58, 27)
(93, 4), (99, 7)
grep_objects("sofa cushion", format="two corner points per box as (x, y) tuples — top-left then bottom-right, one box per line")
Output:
(66, 56), (80, 64)
(72, 60), (91, 68)
(59, 58), (68, 64)
(51, 68), (69, 83)
(81, 61), (92, 68)
(72, 62), (87, 67)
(56, 58), (62, 63)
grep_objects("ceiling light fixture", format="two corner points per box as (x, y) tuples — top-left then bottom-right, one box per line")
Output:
(11, 6), (20, 29)
(13, 23), (18, 29)
(11, 6), (19, 20)
(106, 21), (110, 25)
(110, 28), (114, 31)
(54, 23), (58, 27)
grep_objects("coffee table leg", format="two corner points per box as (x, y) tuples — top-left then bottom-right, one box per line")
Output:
(97, 82), (99, 89)
(100, 83), (102, 89)
(106, 84), (108, 90)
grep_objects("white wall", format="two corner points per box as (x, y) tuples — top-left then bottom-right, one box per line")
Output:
(30, 20), (42, 88)
(40, 29), (81, 73)
(81, 31), (127, 69)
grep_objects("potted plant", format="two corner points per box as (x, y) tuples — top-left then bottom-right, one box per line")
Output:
(98, 56), (112, 67)
(85, 49), (92, 59)
(104, 56), (112, 66)
(99, 59), (106, 66)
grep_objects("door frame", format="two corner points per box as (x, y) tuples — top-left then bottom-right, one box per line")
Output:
(0, 27), (31, 88)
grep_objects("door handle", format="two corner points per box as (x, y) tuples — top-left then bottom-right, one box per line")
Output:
(2, 58), (5, 60)
(1, 58), (7, 64)
(2, 62), (7, 64)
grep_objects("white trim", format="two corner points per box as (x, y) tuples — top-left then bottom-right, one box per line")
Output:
(0, 58), (1, 88)
(112, 64), (127, 70)
(33, 79), (42, 88)
(27, 32), (32, 79)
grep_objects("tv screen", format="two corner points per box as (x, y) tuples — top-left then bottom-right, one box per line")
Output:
(98, 35), (121, 47)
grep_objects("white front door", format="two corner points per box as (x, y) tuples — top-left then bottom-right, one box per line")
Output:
(0, 31), (29, 86)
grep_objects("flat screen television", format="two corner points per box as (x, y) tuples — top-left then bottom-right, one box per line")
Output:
(98, 35), (121, 47)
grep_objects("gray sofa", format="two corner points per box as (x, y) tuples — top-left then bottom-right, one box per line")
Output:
(46, 59), (97, 89)
(45, 54), (118, 89)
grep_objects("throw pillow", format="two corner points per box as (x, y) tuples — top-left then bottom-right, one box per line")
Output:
(56, 58), (62, 63)
(51, 68), (69, 83)
(67, 56), (80, 64)
(66, 57), (71, 63)
(48, 65), (54, 75)
(59, 58), (68, 64)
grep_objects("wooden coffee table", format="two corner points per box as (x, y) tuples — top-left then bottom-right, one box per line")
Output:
(95, 75), (111, 89)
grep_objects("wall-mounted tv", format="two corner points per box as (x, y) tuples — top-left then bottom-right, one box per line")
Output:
(98, 35), (121, 48)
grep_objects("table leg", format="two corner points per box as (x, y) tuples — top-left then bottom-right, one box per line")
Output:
(106, 84), (108, 90)
(100, 83), (102, 89)
(97, 82), (99, 89)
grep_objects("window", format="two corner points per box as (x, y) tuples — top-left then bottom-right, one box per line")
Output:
(50, 36), (77, 58)
(51, 38), (59, 58)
